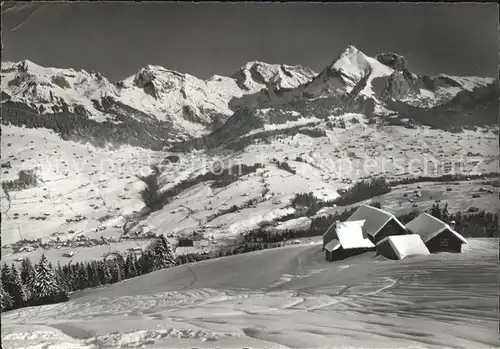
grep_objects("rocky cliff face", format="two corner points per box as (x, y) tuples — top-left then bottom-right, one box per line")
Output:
(378, 70), (421, 101)
(375, 52), (407, 71)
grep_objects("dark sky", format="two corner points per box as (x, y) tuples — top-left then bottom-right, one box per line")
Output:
(1, 2), (498, 81)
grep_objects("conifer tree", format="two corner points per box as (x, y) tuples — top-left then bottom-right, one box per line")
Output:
(20, 258), (36, 302)
(64, 264), (73, 292)
(1, 263), (10, 289)
(63, 264), (75, 292)
(149, 235), (176, 271)
(140, 251), (154, 274)
(77, 262), (89, 289)
(110, 260), (123, 284)
(95, 261), (105, 285)
(430, 203), (442, 220)
(125, 253), (138, 279)
(33, 254), (68, 305)
(0, 283), (13, 312)
(55, 262), (70, 294)
(135, 253), (145, 276)
(87, 261), (100, 288)
(11, 264), (28, 308)
(116, 258), (125, 281)
(70, 263), (80, 291)
(2, 264), (28, 309)
(101, 260), (112, 285)
(442, 203), (450, 222)
(86, 262), (96, 287)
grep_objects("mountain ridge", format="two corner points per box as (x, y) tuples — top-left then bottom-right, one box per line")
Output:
(1, 45), (498, 151)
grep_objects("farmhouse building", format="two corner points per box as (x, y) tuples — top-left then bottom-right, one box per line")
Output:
(323, 220), (375, 262)
(405, 213), (467, 253)
(375, 234), (430, 260)
(346, 205), (409, 244)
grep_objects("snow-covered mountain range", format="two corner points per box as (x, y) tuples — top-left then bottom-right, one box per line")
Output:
(0, 58), (317, 141)
(2, 45), (497, 147)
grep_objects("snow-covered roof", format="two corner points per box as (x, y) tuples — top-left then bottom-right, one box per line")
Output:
(336, 220), (374, 249)
(324, 239), (341, 252)
(346, 205), (407, 238)
(323, 220), (374, 251)
(377, 234), (430, 260)
(405, 213), (467, 244)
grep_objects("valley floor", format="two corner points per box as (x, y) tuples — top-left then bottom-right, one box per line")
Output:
(1, 122), (499, 266)
(2, 238), (498, 349)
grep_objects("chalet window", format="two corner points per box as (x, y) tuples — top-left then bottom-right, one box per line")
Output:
(439, 238), (449, 247)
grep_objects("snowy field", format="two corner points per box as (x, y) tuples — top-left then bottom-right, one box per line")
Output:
(2, 238), (498, 349)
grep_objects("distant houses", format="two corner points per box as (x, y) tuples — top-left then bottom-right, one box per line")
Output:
(322, 205), (464, 262)
(405, 213), (467, 253)
(323, 220), (375, 262)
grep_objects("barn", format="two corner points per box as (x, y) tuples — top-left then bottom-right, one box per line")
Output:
(405, 213), (467, 253)
(375, 234), (430, 260)
(323, 220), (375, 262)
(346, 205), (409, 244)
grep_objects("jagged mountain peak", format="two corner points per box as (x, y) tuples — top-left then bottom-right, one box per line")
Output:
(336, 45), (362, 59)
(329, 45), (369, 69)
(303, 45), (394, 99)
(127, 64), (194, 87)
(329, 45), (393, 77)
(239, 60), (313, 72)
(1, 59), (116, 121)
(232, 60), (317, 92)
(241, 60), (271, 69)
(126, 64), (191, 98)
(132, 64), (188, 78)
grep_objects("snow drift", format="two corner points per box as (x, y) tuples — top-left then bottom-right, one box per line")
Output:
(1, 239), (498, 349)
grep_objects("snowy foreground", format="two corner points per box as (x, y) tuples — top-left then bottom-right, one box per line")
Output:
(2, 238), (498, 349)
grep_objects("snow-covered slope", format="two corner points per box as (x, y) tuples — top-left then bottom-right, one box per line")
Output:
(2, 239), (498, 349)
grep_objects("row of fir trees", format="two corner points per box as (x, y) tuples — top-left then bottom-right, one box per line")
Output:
(1, 234), (176, 312)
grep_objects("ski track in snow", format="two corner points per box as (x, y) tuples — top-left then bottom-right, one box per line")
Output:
(2, 239), (498, 349)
